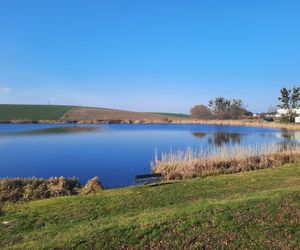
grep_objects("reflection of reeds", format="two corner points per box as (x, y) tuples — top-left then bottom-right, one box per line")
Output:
(153, 143), (300, 180)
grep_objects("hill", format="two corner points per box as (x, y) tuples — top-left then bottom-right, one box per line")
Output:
(0, 104), (187, 122)
(0, 104), (75, 121)
(0, 163), (299, 249)
(63, 107), (184, 122)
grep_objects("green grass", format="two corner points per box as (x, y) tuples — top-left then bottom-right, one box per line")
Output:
(0, 163), (300, 249)
(151, 112), (191, 119)
(0, 104), (75, 121)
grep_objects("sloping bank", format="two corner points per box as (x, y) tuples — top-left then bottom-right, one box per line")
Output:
(0, 163), (300, 249)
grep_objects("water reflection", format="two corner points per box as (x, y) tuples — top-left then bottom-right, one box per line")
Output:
(192, 132), (242, 147)
(0, 126), (99, 137)
(209, 132), (242, 147)
(278, 130), (300, 140)
(191, 132), (207, 138)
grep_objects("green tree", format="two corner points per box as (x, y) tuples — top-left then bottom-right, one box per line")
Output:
(278, 86), (300, 122)
(278, 88), (290, 109)
(291, 86), (300, 109)
(208, 97), (246, 120)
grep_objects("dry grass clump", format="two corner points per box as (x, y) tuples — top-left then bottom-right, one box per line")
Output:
(0, 176), (104, 202)
(153, 143), (300, 180)
(81, 177), (103, 195)
(0, 177), (80, 202)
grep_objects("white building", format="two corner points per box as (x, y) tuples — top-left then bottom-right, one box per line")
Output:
(276, 108), (300, 123)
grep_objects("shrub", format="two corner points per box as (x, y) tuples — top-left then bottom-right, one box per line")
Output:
(190, 105), (214, 119)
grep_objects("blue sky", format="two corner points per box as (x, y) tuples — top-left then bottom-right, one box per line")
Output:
(0, 0), (300, 113)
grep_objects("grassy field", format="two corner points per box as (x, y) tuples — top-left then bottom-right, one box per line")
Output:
(0, 104), (185, 122)
(0, 104), (75, 121)
(151, 112), (191, 119)
(0, 163), (299, 249)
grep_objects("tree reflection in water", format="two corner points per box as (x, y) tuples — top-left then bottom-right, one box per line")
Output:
(192, 132), (243, 147)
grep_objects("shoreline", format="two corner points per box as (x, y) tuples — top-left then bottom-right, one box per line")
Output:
(1, 118), (300, 130)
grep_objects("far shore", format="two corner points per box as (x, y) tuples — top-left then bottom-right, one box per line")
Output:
(1, 118), (300, 130)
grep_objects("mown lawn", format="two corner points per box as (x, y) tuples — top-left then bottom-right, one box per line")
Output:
(0, 104), (75, 121)
(0, 163), (299, 249)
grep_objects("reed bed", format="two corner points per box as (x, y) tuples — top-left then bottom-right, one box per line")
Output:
(153, 143), (300, 180)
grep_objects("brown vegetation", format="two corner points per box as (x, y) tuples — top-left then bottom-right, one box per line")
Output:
(81, 177), (103, 195)
(170, 119), (300, 130)
(190, 105), (213, 119)
(63, 107), (179, 123)
(153, 143), (300, 180)
(0, 176), (104, 202)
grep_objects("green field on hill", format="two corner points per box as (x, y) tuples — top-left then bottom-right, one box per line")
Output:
(0, 163), (299, 249)
(152, 112), (191, 118)
(0, 104), (190, 121)
(0, 105), (75, 121)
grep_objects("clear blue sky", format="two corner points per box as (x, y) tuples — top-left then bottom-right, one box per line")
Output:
(0, 0), (300, 113)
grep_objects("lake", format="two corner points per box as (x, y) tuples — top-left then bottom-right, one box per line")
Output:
(0, 124), (297, 188)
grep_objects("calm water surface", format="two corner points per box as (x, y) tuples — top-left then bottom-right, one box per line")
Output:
(0, 124), (297, 188)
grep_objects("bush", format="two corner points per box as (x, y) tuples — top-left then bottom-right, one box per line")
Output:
(190, 105), (214, 119)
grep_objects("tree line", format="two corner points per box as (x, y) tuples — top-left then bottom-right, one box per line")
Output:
(191, 85), (300, 121)
(191, 97), (249, 120)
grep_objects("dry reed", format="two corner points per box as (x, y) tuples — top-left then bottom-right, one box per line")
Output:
(0, 176), (103, 202)
(170, 119), (300, 130)
(153, 143), (300, 180)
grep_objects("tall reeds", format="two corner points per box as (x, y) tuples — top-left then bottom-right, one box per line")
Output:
(153, 142), (300, 180)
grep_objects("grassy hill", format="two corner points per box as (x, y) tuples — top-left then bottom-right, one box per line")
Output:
(0, 104), (188, 122)
(0, 163), (299, 249)
(0, 104), (75, 121)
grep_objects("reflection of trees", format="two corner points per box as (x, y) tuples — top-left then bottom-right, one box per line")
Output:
(208, 133), (241, 147)
(192, 131), (242, 147)
(191, 132), (207, 138)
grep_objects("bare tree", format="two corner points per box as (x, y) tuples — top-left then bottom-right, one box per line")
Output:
(190, 105), (213, 119)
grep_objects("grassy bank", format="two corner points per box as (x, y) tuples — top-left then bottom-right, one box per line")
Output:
(0, 163), (299, 249)
(0, 104), (75, 121)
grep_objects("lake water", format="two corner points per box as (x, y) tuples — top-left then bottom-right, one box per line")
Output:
(0, 124), (297, 188)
